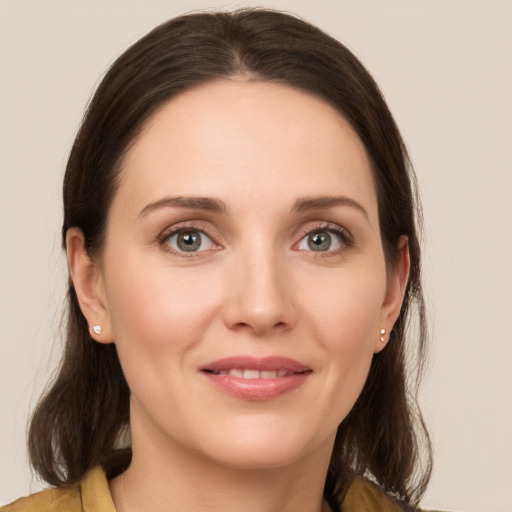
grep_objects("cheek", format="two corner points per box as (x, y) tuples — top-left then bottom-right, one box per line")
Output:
(102, 257), (226, 426)
(305, 263), (386, 347)
(103, 257), (221, 360)
(301, 263), (386, 407)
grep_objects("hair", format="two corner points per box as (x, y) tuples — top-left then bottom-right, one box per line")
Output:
(28, 8), (431, 511)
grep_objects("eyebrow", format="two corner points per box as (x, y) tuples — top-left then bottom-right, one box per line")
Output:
(292, 195), (369, 221)
(138, 196), (227, 218)
(138, 194), (369, 220)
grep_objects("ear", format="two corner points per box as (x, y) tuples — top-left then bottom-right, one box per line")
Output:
(374, 235), (410, 353)
(66, 227), (114, 344)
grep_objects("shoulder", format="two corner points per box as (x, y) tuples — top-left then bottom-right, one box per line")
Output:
(0, 466), (115, 512)
(0, 484), (81, 512)
(341, 476), (412, 512)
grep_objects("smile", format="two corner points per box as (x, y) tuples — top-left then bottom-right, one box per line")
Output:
(200, 356), (312, 400)
(206, 369), (295, 379)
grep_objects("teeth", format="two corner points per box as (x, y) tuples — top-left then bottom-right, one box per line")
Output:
(215, 369), (290, 379)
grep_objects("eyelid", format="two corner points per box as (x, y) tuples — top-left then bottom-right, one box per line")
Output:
(158, 222), (222, 256)
(156, 220), (353, 256)
(294, 221), (354, 252)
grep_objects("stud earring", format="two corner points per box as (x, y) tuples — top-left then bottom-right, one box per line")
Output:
(93, 325), (102, 335)
(380, 328), (386, 343)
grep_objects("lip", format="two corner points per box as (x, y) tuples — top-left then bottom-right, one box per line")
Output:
(199, 356), (312, 401)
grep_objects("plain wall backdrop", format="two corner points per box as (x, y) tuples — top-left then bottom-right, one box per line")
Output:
(1, 1), (511, 511)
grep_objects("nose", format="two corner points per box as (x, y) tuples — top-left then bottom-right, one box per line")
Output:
(222, 248), (297, 336)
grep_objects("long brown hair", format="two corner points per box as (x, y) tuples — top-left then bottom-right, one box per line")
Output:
(28, 9), (431, 510)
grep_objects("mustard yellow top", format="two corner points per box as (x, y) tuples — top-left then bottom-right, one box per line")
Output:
(1, 466), (407, 512)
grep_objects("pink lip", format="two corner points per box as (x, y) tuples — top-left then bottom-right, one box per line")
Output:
(199, 356), (312, 401)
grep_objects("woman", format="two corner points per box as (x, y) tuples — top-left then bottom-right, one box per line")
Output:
(2, 8), (431, 512)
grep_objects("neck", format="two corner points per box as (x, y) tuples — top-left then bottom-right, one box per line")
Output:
(110, 417), (334, 512)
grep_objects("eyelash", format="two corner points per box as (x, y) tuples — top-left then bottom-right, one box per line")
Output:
(157, 221), (353, 257)
(296, 222), (354, 256)
(158, 223), (219, 257)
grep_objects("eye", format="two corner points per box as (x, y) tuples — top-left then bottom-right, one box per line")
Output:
(296, 229), (347, 253)
(165, 229), (214, 253)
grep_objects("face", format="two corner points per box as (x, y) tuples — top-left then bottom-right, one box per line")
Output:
(72, 80), (407, 472)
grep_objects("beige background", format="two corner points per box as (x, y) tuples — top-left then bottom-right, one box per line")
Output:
(1, 1), (511, 510)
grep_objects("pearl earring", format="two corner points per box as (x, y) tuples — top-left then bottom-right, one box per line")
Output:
(93, 325), (102, 335)
(380, 328), (386, 343)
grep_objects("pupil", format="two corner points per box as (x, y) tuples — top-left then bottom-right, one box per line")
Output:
(178, 231), (201, 251)
(308, 232), (331, 251)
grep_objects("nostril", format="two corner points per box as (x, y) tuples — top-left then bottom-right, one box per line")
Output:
(222, 278), (296, 334)
(228, 320), (289, 335)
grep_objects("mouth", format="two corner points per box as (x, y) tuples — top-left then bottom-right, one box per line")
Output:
(204, 368), (299, 379)
(199, 356), (312, 401)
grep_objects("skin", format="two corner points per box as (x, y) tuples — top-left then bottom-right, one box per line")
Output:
(67, 80), (409, 512)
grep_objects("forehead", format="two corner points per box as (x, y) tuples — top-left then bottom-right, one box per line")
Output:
(114, 80), (377, 219)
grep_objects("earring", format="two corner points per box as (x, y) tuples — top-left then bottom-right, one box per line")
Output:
(380, 328), (386, 343)
(93, 325), (102, 335)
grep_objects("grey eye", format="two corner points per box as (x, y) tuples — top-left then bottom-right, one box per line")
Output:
(297, 230), (343, 252)
(166, 230), (213, 252)
(307, 231), (332, 251)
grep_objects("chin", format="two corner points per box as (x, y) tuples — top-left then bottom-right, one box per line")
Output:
(207, 444), (310, 471)
(192, 422), (335, 472)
